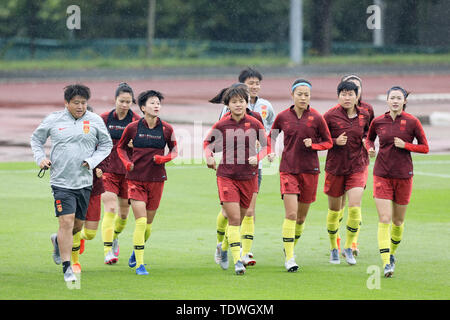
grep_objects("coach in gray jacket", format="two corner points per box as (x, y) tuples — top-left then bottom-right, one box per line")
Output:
(31, 84), (112, 283)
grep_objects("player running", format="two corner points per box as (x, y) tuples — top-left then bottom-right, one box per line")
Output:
(210, 83), (264, 268)
(323, 81), (370, 266)
(335, 74), (375, 255)
(99, 83), (140, 264)
(204, 84), (269, 275)
(268, 79), (332, 272)
(117, 90), (177, 275)
(365, 86), (429, 277)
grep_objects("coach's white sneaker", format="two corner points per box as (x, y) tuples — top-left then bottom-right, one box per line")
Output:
(285, 257), (299, 272)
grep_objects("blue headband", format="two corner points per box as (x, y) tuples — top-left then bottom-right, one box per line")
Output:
(292, 82), (312, 92)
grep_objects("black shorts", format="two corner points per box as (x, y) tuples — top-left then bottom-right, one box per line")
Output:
(51, 185), (92, 220)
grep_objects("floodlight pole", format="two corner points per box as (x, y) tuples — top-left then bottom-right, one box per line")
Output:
(373, 0), (384, 47)
(147, 0), (156, 58)
(289, 0), (303, 65)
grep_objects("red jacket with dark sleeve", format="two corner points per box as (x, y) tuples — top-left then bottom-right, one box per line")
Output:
(204, 114), (269, 180)
(269, 105), (332, 175)
(365, 111), (429, 179)
(324, 104), (370, 175)
(117, 118), (177, 182)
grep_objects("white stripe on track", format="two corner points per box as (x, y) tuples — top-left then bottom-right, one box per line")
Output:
(414, 171), (450, 178)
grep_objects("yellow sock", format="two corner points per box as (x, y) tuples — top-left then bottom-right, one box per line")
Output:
(294, 222), (305, 247)
(345, 207), (362, 248)
(216, 211), (228, 244)
(353, 218), (362, 246)
(71, 231), (81, 264)
(390, 223), (404, 255)
(133, 217), (147, 267)
(221, 224), (229, 251)
(378, 222), (391, 267)
(227, 225), (241, 264)
(144, 223), (153, 242)
(241, 216), (254, 256)
(336, 208), (344, 240)
(81, 227), (97, 240)
(102, 211), (116, 255)
(113, 215), (128, 240)
(327, 209), (340, 249)
(282, 218), (296, 261)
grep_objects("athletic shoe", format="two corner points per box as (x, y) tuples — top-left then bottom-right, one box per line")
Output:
(235, 260), (246, 275)
(219, 249), (229, 270)
(241, 253), (256, 267)
(104, 250), (118, 265)
(135, 264), (149, 275)
(72, 262), (81, 274)
(248, 252), (254, 258)
(285, 257), (299, 272)
(112, 238), (120, 258)
(50, 233), (61, 265)
(128, 250), (136, 268)
(215, 243), (222, 264)
(79, 239), (85, 255)
(352, 242), (360, 257)
(384, 263), (393, 278)
(337, 237), (341, 254)
(329, 248), (340, 264)
(64, 266), (77, 283)
(390, 254), (396, 272)
(342, 248), (356, 265)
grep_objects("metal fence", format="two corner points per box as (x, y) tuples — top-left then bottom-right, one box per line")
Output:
(1, 37), (449, 60)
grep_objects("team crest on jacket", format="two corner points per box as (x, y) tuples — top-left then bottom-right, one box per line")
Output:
(261, 105), (268, 119)
(83, 121), (90, 134)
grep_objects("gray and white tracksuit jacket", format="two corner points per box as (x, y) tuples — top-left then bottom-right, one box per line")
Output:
(30, 108), (113, 190)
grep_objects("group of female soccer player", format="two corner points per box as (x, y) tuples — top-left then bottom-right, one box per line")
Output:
(204, 70), (428, 277)
(73, 68), (429, 279)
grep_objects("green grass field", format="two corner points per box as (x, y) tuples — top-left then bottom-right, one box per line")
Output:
(1, 53), (449, 71)
(0, 155), (449, 300)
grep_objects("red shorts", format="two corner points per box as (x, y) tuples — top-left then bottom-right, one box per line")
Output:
(128, 180), (165, 211)
(217, 176), (258, 209)
(85, 194), (101, 222)
(280, 172), (319, 204)
(373, 175), (413, 205)
(324, 167), (369, 197)
(103, 172), (129, 199)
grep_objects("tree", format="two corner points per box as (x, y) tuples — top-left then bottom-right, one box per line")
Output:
(310, 0), (333, 55)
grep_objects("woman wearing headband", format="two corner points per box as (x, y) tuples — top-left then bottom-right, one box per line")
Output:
(365, 86), (429, 278)
(268, 79), (332, 272)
